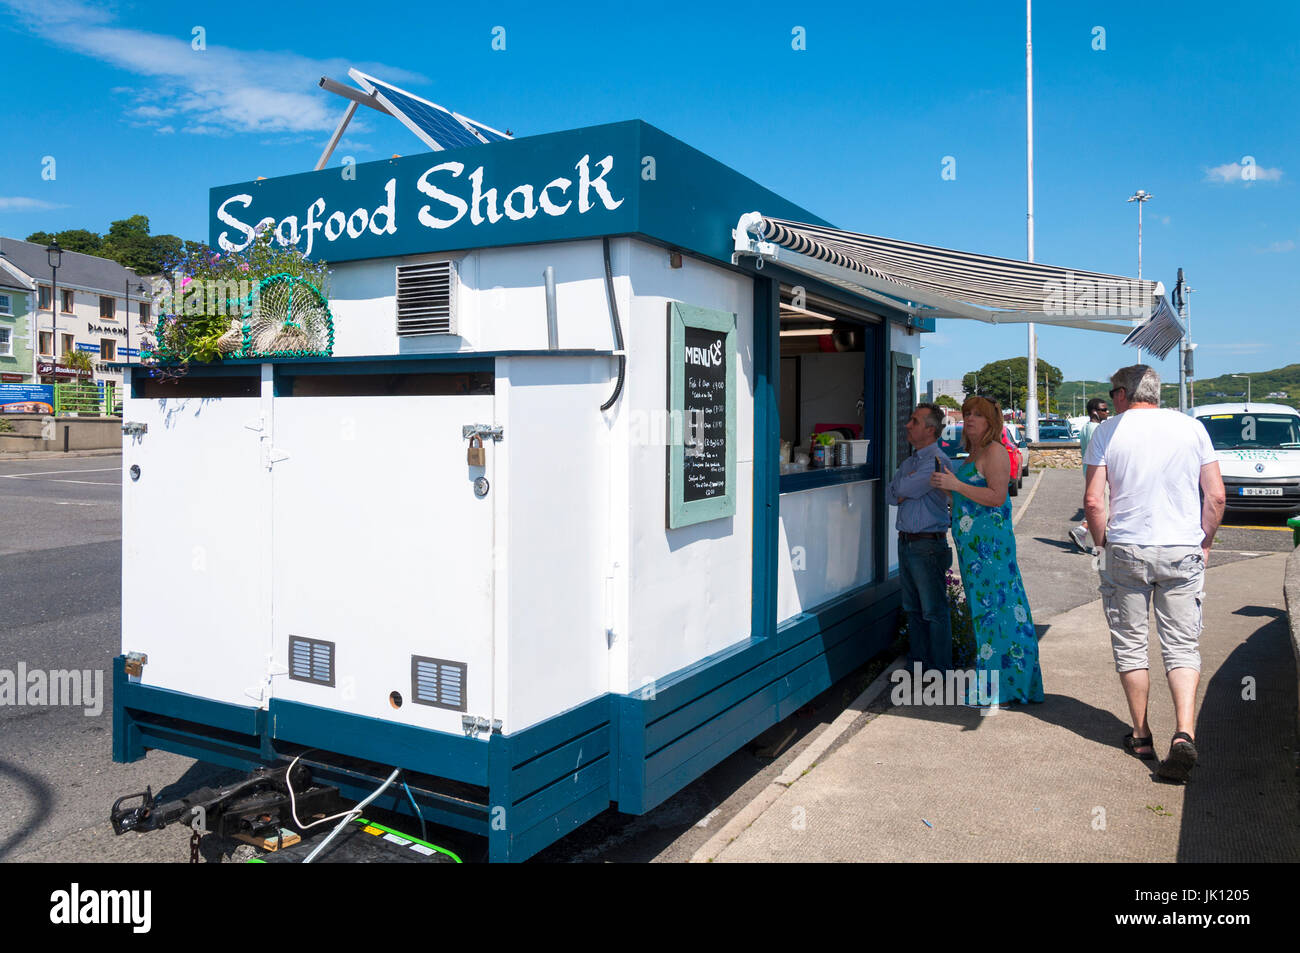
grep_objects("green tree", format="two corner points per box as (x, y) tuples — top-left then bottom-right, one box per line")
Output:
(962, 357), (1064, 414)
(26, 228), (104, 255)
(935, 394), (961, 410)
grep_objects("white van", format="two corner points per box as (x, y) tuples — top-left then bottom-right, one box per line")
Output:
(1191, 402), (1300, 514)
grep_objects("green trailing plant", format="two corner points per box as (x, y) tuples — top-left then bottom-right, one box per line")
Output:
(0, 418), (15, 433)
(142, 229), (332, 368)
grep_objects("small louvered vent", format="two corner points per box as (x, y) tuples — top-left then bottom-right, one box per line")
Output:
(289, 636), (335, 687)
(396, 260), (457, 336)
(411, 656), (467, 712)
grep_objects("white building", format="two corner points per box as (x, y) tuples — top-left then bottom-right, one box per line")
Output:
(926, 377), (966, 405)
(0, 237), (151, 389)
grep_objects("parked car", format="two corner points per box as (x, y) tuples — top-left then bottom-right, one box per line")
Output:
(938, 423), (1026, 496)
(1191, 402), (1300, 514)
(1036, 424), (1074, 443)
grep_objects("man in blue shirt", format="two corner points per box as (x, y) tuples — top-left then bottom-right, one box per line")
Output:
(886, 403), (955, 671)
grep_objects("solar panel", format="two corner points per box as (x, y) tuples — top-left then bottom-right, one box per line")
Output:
(348, 69), (511, 152)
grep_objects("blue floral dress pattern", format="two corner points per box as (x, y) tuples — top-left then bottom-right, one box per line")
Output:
(950, 459), (1045, 705)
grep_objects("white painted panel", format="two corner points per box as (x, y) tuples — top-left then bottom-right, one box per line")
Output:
(622, 240), (755, 688)
(121, 397), (270, 707)
(268, 394), (495, 735)
(497, 356), (611, 732)
(327, 241), (624, 358)
(776, 481), (876, 624)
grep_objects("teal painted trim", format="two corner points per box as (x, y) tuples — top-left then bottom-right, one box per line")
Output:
(613, 693), (647, 811)
(752, 276), (779, 643)
(638, 594), (900, 812)
(114, 351), (608, 373)
(111, 657), (143, 763)
(667, 302), (737, 528)
(114, 658), (264, 736)
(507, 756), (610, 832)
(507, 721), (610, 801)
(210, 121), (829, 270)
(634, 123), (832, 266)
(778, 465), (873, 494)
(871, 324), (889, 577)
(270, 699), (491, 785)
(507, 785), (613, 862)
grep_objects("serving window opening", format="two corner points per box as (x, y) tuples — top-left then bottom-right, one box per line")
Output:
(774, 283), (884, 625)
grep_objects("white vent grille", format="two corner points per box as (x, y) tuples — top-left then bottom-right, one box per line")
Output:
(396, 260), (457, 336)
(289, 636), (335, 687)
(411, 656), (467, 712)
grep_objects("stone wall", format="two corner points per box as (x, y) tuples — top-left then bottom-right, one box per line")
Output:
(1028, 442), (1082, 470)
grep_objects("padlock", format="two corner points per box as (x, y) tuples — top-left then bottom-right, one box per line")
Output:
(467, 433), (486, 467)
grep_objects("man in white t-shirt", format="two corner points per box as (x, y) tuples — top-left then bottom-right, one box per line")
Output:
(1083, 364), (1225, 782)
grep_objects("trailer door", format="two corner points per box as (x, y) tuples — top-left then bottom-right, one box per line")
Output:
(268, 393), (496, 736)
(121, 391), (272, 708)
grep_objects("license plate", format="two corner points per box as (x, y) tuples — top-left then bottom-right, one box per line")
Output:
(1239, 487), (1283, 496)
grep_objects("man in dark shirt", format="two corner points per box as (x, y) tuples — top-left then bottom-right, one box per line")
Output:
(886, 403), (955, 671)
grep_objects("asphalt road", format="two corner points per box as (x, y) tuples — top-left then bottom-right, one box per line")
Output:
(0, 457), (1293, 864)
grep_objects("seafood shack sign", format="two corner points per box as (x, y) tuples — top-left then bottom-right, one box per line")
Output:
(210, 123), (641, 264)
(209, 120), (832, 268)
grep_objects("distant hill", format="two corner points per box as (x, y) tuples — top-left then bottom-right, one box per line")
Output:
(1160, 363), (1300, 411)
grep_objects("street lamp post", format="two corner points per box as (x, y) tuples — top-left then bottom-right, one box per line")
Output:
(1127, 190), (1153, 363)
(46, 240), (63, 385)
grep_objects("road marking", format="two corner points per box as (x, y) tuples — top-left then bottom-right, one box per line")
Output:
(0, 468), (120, 477)
(1221, 525), (1292, 533)
(49, 501), (100, 506)
(1012, 471), (1043, 527)
(6, 478), (120, 485)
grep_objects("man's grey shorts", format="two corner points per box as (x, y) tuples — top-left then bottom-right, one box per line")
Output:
(1098, 543), (1205, 673)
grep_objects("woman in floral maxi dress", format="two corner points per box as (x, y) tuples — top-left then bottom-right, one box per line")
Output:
(930, 396), (1044, 707)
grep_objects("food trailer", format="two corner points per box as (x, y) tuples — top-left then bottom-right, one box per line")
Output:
(110, 119), (929, 861)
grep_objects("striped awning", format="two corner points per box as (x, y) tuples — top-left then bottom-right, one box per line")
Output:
(733, 213), (1172, 339)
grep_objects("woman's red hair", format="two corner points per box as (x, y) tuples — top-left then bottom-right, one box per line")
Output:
(961, 396), (1002, 453)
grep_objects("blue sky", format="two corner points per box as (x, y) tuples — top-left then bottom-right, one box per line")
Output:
(1, 0), (1296, 389)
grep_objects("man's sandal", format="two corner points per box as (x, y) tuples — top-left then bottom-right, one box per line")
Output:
(1156, 732), (1198, 782)
(1123, 733), (1156, 761)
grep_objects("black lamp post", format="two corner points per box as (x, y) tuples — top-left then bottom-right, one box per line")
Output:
(46, 240), (62, 381)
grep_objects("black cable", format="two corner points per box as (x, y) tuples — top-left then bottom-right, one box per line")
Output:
(600, 236), (626, 411)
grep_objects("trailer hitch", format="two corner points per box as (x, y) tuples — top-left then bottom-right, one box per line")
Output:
(110, 763), (340, 839)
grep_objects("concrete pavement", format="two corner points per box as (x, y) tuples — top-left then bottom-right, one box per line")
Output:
(702, 472), (1299, 863)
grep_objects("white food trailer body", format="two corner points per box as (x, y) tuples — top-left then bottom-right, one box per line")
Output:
(114, 121), (917, 860)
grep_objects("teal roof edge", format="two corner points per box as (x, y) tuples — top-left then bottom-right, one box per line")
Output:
(207, 120), (831, 269)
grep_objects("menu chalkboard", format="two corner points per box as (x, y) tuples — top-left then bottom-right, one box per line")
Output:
(683, 325), (728, 502)
(668, 302), (736, 528)
(894, 357), (915, 469)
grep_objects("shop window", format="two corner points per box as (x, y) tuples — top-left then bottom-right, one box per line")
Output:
(777, 286), (880, 483)
(101, 338), (117, 361)
(39, 331), (53, 355)
(100, 295), (115, 319)
(136, 375), (260, 398)
(280, 371), (494, 397)
(61, 289), (74, 314)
